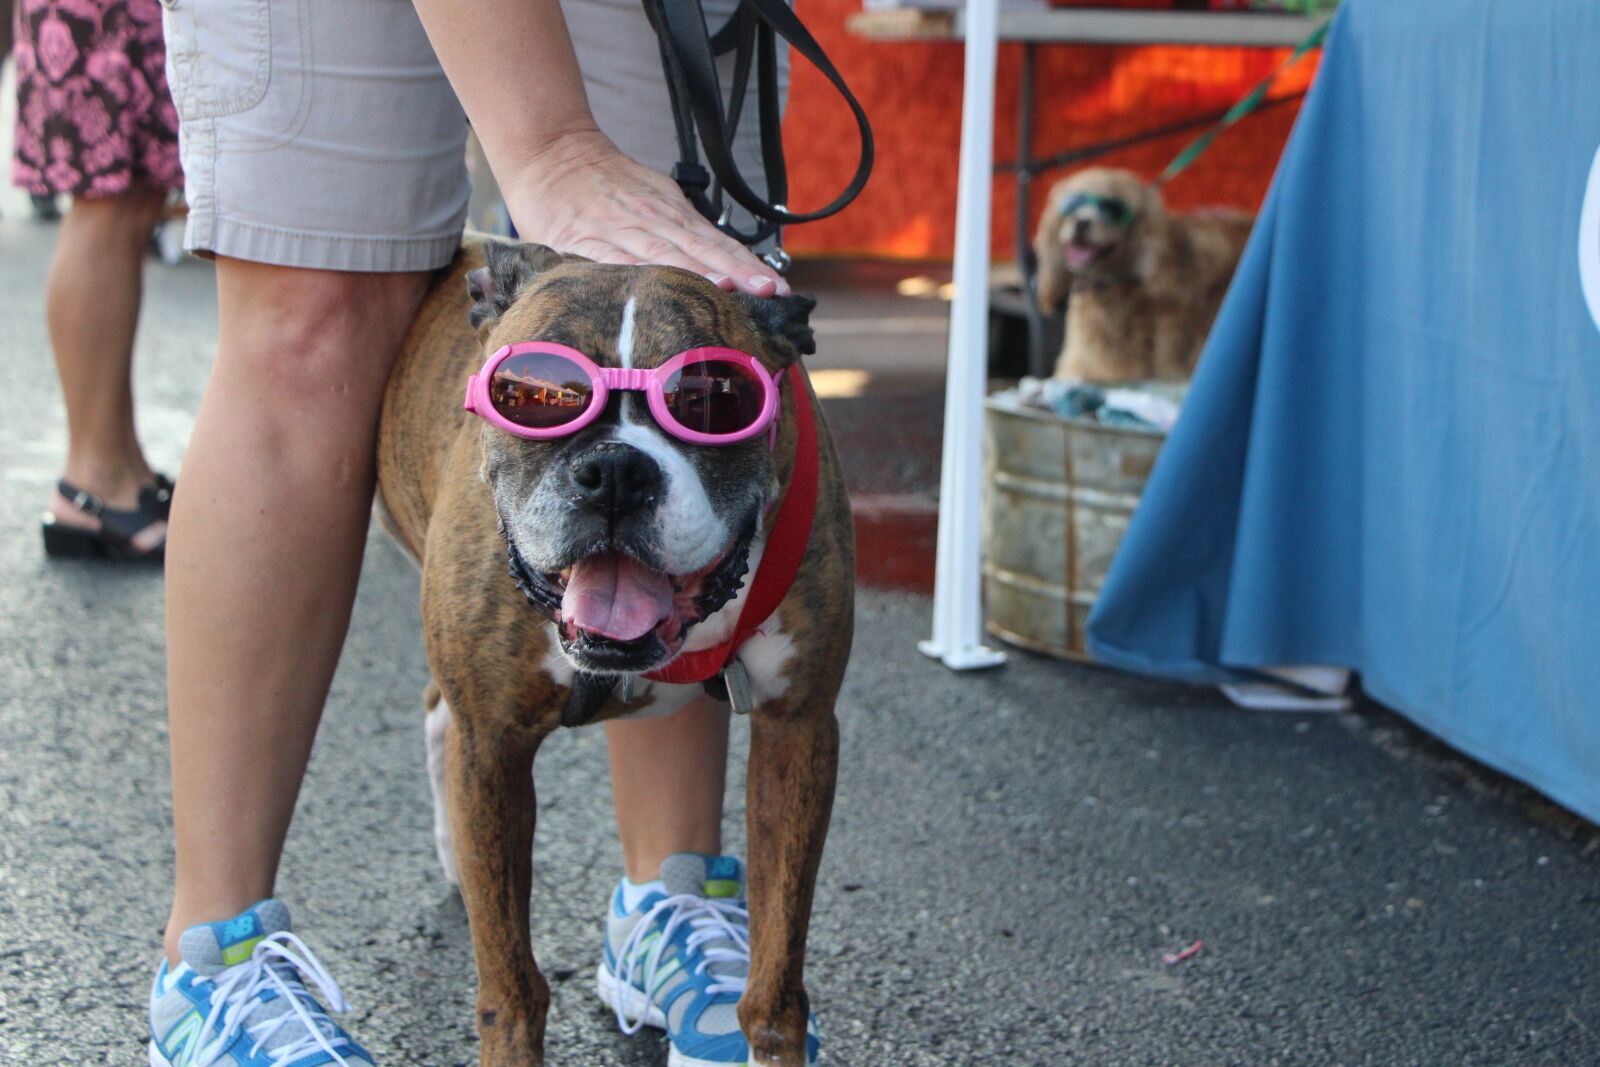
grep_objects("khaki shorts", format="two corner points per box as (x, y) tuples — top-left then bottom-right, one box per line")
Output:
(160, 0), (785, 272)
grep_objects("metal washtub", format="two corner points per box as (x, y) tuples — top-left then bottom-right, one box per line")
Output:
(982, 399), (1166, 661)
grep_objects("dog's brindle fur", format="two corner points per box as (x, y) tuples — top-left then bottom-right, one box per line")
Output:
(376, 240), (854, 1066)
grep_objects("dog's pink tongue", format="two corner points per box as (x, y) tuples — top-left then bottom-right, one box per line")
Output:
(562, 554), (674, 641)
(1065, 242), (1100, 270)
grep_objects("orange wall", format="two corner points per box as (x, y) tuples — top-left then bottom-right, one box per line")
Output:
(782, 0), (1319, 259)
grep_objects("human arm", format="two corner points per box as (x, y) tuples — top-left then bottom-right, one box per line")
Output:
(411, 0), (787, 296)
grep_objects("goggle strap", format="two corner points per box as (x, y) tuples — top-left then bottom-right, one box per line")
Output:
(767, 366), (787, 450)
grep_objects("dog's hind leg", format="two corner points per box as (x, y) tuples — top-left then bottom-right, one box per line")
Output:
(422, 680), (459, 886)
(443, 696), (552, 1066)
(739, 698), (842, 1067)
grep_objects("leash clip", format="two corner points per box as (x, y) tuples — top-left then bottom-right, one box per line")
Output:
(761, 205), (791, 273)
(762, 246), (791, 273)
(722, 661), (755, 716)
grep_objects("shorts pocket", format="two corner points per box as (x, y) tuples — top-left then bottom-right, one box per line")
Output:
(162, 0), (272, 121)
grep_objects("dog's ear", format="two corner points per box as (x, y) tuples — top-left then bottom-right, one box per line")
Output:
(1137, 180), (1167, 220)
(467, 241), (568, 330)
(1034, 188), (1069, 312)
(1131, 184), (1170, 283)
(735, 293), (817, 366)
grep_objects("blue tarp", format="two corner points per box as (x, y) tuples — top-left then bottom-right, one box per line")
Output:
(1087, 0), (1600, 821)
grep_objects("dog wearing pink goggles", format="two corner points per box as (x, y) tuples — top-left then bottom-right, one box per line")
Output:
(450, 241), (817, 680)
(372, 238), (857, 1067)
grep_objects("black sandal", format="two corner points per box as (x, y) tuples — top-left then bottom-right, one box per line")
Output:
(42, 475), (174, 562)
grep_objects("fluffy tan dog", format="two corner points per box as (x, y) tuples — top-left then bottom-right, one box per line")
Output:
(1034, 167), (1254, 382)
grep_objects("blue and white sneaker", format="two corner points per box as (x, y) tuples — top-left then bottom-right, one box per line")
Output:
(148, 900), (375, 1067)
(597, 853), (820, 1067)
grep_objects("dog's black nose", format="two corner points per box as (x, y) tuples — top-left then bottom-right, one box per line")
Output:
(1072, 217), (1092, 240)
(569, 442), (662, 518)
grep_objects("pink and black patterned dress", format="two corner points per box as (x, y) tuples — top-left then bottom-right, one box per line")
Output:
(11, 0), (183, 198)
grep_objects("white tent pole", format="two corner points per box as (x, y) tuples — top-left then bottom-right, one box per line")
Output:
(919, 0), (1007, 672)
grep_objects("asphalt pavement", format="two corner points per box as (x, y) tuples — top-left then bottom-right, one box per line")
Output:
(4, 177), (1600, 1066)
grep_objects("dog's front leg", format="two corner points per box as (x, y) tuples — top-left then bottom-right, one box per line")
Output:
(445, 708), (550, 1066)
(739, 701), (841, 1067)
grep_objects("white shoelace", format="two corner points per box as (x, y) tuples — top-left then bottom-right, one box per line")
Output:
(613, 893), (752, 1036)
(193, 931), (357, 1067)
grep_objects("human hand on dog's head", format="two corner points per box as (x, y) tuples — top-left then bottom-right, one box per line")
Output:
(1034, 167), (1165, 309)
(500, 128), (791, 299)
(465, 240), (815, 361)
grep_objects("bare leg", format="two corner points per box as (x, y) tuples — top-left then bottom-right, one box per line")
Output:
(605, 695), (731, 881)
(45, 186), (168, 550)
(162, 258), (429, 962)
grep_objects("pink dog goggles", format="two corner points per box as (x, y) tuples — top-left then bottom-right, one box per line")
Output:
(464, 342), (779, 446)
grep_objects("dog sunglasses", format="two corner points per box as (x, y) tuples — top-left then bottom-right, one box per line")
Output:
(1060, 193), (1135, 227)
(464, 341), (780, 446)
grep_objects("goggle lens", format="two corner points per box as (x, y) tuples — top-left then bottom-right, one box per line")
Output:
(662, 357), (767, 437)
(489, 351), (594, 429)
(1062, 194), (1133, 226)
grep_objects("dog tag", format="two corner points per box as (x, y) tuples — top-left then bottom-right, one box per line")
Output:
(722, 661), (755, 716)
(617, 676), (637, 704)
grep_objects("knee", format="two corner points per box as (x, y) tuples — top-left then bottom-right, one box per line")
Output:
(216, 266), (426, 402)
(66, 186), (168, 247)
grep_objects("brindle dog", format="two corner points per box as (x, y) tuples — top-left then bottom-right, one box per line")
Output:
(375, 239), (854, 1067)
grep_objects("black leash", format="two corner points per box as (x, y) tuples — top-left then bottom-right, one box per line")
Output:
(644, 0), (874, 268)
(995, 90), (1307, 178)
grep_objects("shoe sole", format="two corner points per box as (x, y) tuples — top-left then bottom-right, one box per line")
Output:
(595, 963), (817, 1067)
(42, 518), (164, 562)
(596, 961), (669, 1031)
(150, 1035), (373, 1066)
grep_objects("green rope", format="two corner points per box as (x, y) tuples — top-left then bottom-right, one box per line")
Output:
(1153, 18), (1330, 188)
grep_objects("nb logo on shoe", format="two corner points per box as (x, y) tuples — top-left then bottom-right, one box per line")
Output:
(162, 1010), (211, 1067)
(221, 915), (259, 943)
